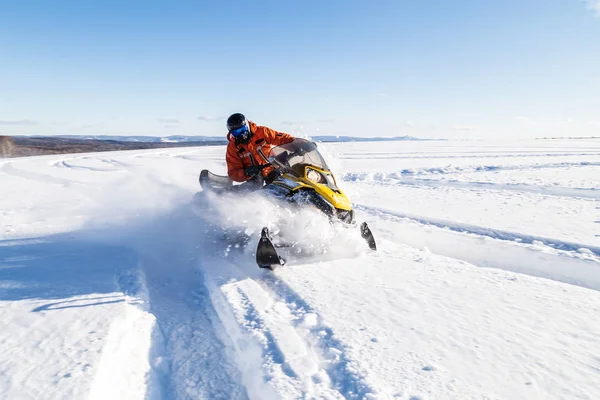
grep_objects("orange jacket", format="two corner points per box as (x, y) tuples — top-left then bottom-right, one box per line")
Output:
(226, 121), (295, 182)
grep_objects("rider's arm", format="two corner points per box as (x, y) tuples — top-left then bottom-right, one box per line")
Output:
(261, 126), (295, 146)
(226, 143), (249, 182)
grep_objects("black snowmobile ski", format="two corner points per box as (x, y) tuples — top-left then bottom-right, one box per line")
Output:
(256, 227), (286, 270)
(360, 222), (377, 251)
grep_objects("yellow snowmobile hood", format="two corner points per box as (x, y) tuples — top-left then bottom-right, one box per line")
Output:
(300, 166), (352, 210)
(275, 165), (352, 211)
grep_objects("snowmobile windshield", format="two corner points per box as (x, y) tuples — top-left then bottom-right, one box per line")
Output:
(269, 139), (328, 172)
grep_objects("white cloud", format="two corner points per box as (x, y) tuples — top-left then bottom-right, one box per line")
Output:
(586, 0), (600, 17)
(80, 122), (105, 130)
(451, 125), (480, 131)
(405, 120), (416, 129)
(198, 115), (223, 122)
(281, 119), (335, 126)
(516, 116), (538, 126)
(0, 119), (38, 126)
(157, 118), (180, 124)
(560, 117), (575, 125)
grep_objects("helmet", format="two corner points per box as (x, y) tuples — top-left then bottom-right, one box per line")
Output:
(227, 113), (246, 131)
(227, 113), (252, 142)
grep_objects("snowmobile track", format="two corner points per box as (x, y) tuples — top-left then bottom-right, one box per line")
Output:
(348, 176), (600, 199)
(357, 204), (600, 257)
(200, 249), (377, 399)
(357, 204), (600, 292)
(2, 161), (85, 185)
(257, 272), (377, 399)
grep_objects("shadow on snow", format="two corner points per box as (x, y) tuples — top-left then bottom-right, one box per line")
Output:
(0, 234), (137, 303)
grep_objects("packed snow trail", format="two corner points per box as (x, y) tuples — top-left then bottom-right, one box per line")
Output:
(1, 139), (600, 399)
(125, 207), (249, 399)
(358, 204), (600, 255)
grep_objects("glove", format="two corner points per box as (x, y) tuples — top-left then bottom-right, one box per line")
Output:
(244, 165), (263, 177)
(265, 169), (281, 183)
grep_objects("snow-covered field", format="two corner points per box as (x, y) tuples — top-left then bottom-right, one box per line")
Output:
(1, 139), (599, 399)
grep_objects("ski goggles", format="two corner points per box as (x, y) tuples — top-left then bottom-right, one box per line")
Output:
(229, 124), (250, 138)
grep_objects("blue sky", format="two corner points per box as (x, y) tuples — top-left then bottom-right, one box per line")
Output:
(1, 0), (599, 139)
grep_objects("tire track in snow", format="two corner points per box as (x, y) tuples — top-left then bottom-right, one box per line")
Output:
(357, 205), (600, 291)
(257, 272), (378, 400)
(344, 172), (600, 199)
(96, 157), (131, 169)
(52, 157), (128, 172)
(2, 161), (85, 185)
(357, 205), (600, 256)
(200, 258), (289, 400)
(217, 277), (334, 399)
(337, 152), (600, 160)
(199, 242), (376, 399)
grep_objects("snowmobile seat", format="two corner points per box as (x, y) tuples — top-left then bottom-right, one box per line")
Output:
(199, 170), (266, 193)
(199, 170), (233, 192)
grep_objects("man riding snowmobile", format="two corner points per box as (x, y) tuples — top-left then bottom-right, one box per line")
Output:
(198, 113), (377, 269)
(225, 113), (296, 190)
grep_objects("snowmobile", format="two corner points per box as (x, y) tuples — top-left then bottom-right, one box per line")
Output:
(199, 138), (376, 269)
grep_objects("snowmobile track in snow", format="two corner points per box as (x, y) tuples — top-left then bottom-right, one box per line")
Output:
(337, 152), (600, 160)
(258, 272), (377, 399)
(200, 251), (376, 400)
(357, 204), (600, 256)
(2, 161), (86, 185)
(348, 176), (600, 199)
(357, 205), (600, 292)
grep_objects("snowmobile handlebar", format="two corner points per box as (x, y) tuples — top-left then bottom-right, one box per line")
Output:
(244, 163), (272, 178)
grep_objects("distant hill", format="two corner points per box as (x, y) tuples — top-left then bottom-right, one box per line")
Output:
(310, 135), (428, 142)
(48, 134), (226, 143)
(1, 134), (433, 158)
(0, 136), (226, 158)
(48, 134), (429, 143)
